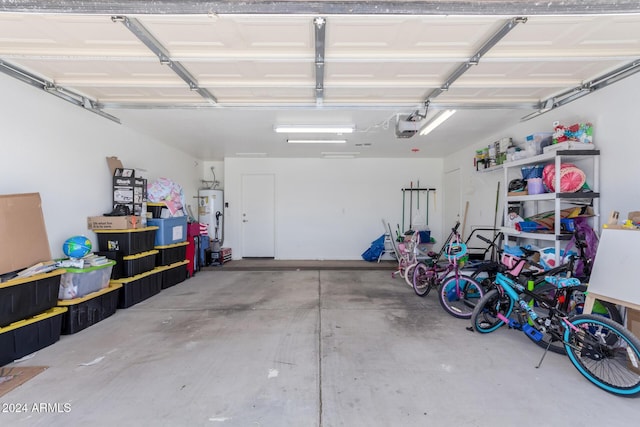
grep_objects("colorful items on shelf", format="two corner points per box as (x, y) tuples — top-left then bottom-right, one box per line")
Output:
(552, 121), (593, 144)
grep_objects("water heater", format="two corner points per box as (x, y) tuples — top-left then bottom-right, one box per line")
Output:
(198, 189), (224, 243)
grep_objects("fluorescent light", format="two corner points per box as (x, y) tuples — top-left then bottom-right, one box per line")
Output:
(419, 110), (456, 136)
(274, 125), (354, 134)
(234, 152), (267, 157)
(287, 139), (347, 144)
(321, 151), (360, 159)
(322, 155), (356, 159)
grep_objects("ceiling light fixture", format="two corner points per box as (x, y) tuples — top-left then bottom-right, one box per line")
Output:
(322, 155), (357, 159)
(419, 109), (456, 136)
(274, 125), (354, 134)
(234, 152), (267, 157)
(321, 151), (360, 159)
(287, 139), (347, 144)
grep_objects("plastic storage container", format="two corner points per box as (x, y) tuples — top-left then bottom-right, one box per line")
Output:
(96, 250), (123, 279)
(146, 202), (166, 219)
(95, 226), (158, 255)
(57, 282), (122, 334)
(525, 132), (553, 155)
(122, 250), (158, 277)
(155, 241), (188, 266)
(147, 217), (188, 246)
(59, 261), (115, 300)
(0, 307), (67, 366)
(527, 177), (545, 195)
(158, 260), (189, 289)
(0, 270), (64, 327)
(111, 268), (163, 309)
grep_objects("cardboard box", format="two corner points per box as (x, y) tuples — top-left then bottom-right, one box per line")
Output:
(0, 193), (52, 276)
(87, 215), (143, 230)
(628, 211), (640, 224)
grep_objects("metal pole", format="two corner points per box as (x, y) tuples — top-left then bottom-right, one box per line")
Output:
(409, 181), (413, 230)
(401, 189), (406, 232)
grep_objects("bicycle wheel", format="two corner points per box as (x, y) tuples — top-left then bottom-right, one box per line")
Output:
(412, 262), (434, 297)
(404, 262), (418, 287)
(393, 256), (409, 279)
(470, 289), (514, 333)
(438, 274), (484, 319)
(564, 314), (640, 396)
(525, 284), (623, 355)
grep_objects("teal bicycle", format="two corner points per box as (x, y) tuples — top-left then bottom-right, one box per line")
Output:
(470, 271), (640, 396)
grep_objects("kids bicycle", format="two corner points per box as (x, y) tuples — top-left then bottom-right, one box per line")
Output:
(391, 230), (419, 287)
(411, 222), (485, 319)
(468, 234), (622, 355)
(470, 270), (640, 396)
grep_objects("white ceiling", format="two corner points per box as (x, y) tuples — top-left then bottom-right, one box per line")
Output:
(1, 1), (640, 160)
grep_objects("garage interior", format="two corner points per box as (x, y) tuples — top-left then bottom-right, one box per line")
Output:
(1, 1), (640, 425)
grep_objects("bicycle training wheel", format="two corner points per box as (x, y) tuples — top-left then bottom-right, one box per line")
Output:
(438, 275), (484, 319)
(470, 289), (514, 333)
(564, 314), (640, 396)
(412, 262), (434, 297)
(524, 283), (623, 355)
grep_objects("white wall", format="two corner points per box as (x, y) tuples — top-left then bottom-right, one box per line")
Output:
(0, 73), (201, 260)
(201, 161), (225, 190)
(2, 67), (638, 264)
(224, 157), (444, 260)
(444, 71), (640, 239)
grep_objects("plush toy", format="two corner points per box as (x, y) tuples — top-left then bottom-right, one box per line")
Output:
(58, 274), (78, 299)
(552, 121), (567, 144)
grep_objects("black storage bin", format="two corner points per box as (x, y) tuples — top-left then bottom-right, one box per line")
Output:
(155, 241), (188, 266)
(159, 260), (189, 289)
(0, 307), (66, 366)
(57, 283), (122, 335)
(122, 250), (158, 277)
(146, 202), (166, 219)
(112, 268), (162, 309)
(95, 226), (157, 255)
(0, 270), (64, 328)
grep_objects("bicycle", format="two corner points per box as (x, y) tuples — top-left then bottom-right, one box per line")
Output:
(468, 234), (622, 355)
(470, 271), (640, 396)
(411, 222), (485, 319)
(391, 230), (418, 287)
(403, 231), (437, 287)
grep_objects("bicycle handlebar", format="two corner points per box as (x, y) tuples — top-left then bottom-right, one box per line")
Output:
(476, 234), (493, 245)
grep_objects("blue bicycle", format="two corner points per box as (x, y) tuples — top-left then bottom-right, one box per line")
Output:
(470, 271), (640, 396)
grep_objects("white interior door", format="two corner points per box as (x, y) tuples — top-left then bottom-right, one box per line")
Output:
(241, 174), (275, 258)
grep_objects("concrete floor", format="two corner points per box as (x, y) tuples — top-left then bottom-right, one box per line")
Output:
(2, 267), (639, 426)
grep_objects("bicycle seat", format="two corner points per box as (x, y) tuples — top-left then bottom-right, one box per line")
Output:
(544, 276), (581, 288)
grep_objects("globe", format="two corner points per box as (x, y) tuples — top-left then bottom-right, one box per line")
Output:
(62, 235), (92, 259)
